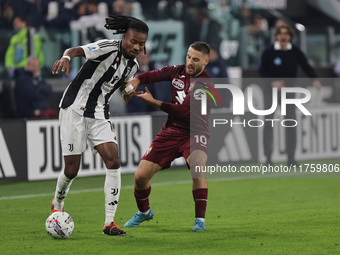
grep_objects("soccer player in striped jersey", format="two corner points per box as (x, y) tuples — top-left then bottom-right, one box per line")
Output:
(50, 15), (149, 236)
(123, 42), (212, 232)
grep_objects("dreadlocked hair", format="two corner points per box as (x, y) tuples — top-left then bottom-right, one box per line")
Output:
(104, 14), (149, 35)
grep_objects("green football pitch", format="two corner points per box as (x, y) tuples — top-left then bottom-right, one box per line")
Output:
(1, 161), (340, 255)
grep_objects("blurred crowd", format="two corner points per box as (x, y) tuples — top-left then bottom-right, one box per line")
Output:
(0, 0), (275, 73)
(0, 0), (272, 44)
(0, 0), (291, 117)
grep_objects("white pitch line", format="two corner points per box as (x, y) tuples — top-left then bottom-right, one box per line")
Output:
(0, 180), (196, 201)
(0, 172), (307, 201)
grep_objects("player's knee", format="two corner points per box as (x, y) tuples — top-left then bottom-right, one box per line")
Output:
(64, 168), (78, 179)
(191, 159), (207, 169)
(134, 172), (149, 187)
(105, 157), (121, 169)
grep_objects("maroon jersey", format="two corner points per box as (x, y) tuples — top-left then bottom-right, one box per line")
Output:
(135, 65), (211, 133)
(160, 83), (213, 138)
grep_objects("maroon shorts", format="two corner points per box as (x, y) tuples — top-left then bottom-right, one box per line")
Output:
(142, 126), (209, 169)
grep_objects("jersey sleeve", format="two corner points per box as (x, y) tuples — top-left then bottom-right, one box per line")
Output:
(135, 65), (176, 84)
(80, 39), (119, 62)
(160, 93), (190, 118)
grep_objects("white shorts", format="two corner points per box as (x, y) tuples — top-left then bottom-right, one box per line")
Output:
(59, 108), (117, 156)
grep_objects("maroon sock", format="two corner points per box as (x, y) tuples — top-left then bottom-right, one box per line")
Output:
(134, 186), (151, 213)
(193, 188), (208, 219)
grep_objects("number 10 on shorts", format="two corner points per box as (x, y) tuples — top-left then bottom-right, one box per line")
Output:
(194, 135), (207, 147)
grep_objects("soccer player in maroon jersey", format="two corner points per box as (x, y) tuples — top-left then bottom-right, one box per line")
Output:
(123, 42), (212, 231)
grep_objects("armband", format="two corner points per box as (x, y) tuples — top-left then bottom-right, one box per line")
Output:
(62, 55), (71, 61)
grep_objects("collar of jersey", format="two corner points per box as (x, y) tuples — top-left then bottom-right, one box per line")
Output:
(274, 41), (292, 51)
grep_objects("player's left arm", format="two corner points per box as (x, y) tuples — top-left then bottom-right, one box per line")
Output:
(297, 48), (322, 89)
(135, 87), (189, 117)
(135, 87), (162, 109)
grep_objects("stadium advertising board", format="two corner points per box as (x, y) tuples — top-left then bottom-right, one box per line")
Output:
(208, 113), (259, 164)
(0, 120), (27, 182)
(261, 106), (340, 163)
(26, 116), (152, 181)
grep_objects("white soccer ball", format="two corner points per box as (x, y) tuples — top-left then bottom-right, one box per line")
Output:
(45, 211), (74, 239)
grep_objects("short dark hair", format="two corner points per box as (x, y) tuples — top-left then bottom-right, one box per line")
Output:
(15, 15), (27, 23)
(189, 41), (210, 55)
(105, 14), (149, 35)
(275, 25), (294, 39)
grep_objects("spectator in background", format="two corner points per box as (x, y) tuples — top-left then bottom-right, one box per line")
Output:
(259, 25), (322, 167)
(111, 0), (131, 16)
(205, 45), (230, 107)
(5, 15), (44, 78)
(87, 0), (99, 15)
(0, 3), (14, 29)
(247, 14), (269, 68)
(127, 51), (155, 113)
(14, 56), (58, 118)
(45, 1), (87, 29)
(274, 18), (288, 29)
(2, 0), (45, 29)
(205, 46), (228, 79)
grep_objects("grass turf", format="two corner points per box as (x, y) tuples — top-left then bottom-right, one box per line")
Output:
(0, 166), (339, 255)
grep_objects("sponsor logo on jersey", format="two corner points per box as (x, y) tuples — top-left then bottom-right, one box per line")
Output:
(172, 78), (185, 90)
(87, 46), (97, 51)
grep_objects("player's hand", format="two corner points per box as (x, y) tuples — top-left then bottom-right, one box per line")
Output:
(136, 87), (154, 104)
(121, 78), (141, 103)
(52, 57), (70, 76)
(271, 80), (285, 90)
(122, 90), (142, 103)
(312, 80), (322, 90)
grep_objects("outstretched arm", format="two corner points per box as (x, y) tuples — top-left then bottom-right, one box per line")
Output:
(136, 87), (189, 118)
(52, 47), (85, 76)
(135, 87), (162, 109)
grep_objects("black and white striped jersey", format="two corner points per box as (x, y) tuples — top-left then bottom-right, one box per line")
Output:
(59, 39), (139, 119)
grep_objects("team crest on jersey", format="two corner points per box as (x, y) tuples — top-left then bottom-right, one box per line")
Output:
(144, 146), (153, 156)
(172, 78), (185, 90)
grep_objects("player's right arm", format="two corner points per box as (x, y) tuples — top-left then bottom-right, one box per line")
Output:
(52, 39), (118, 76)
(52, 47), (84, 76)
(135, 65), (175, 84)
(123, 65), (175, 102)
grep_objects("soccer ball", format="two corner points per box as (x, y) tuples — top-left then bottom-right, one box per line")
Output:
(45, 211), (74, 239)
